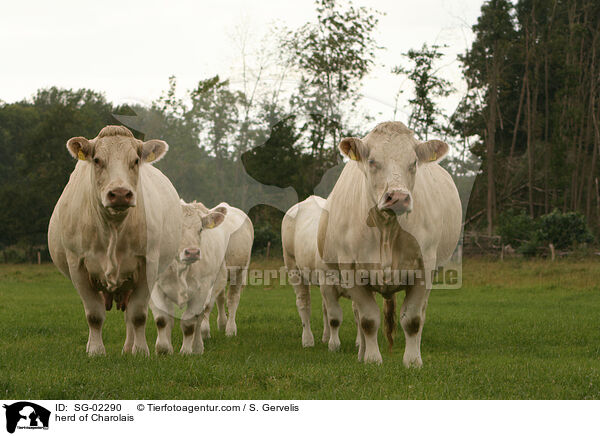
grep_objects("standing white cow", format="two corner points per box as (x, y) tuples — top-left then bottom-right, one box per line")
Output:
(48, 125), (182, 355)
(150, 201), (228, 355)
(200, 202), (254, 338)
(282, 196), (343, 348)
(317, 121), (462, 366)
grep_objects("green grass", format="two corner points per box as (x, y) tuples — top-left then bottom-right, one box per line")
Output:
(1, 258), (599, 399)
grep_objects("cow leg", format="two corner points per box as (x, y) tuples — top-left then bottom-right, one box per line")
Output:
(294, 281), (314, 347)
(321, 284), (342, 351)
(225, 269), (244, 337)
(69, 263), (106, 355)
(180, 294), (205, 355)
(149, 293), (174, 355)
(352, 300), (361, 348)
(200, 288), (216, 339)
(400, 283), (430, 368)
(216, 289), (227, 332)
(320, 292), (330, 343)
(350, 286), (382, 364)
(123, 271), (150, 355)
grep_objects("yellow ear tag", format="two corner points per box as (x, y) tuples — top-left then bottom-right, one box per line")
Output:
(430, 152), (437, 162)
(349, 150), (358, 161)
(146, 151), (156, 163)
(206, 222), (215, 229)
(77, 150), (86, 160)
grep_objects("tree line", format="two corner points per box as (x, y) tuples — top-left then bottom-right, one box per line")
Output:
(0, 0), (598, 261)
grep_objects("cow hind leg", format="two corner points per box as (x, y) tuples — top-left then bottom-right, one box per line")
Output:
(352, 301), (361, 348)
(293, 280), (314, 347)
(216, 289), (227, 332)
(225, 270), (245, 337)
(321, 293), (330, 343)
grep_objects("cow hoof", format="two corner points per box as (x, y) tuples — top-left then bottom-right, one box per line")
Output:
(155, 344), (173, 355)
(302, 331), (314, 347)
(87, 344), (106, 356)
(328, 338), (341, 352)
(131, 344), (150, 356)
(403, 354), (423, 368)
(225, 324), (237, 337)
(363, 351), (383, 365)
(180, 348), (192, 356)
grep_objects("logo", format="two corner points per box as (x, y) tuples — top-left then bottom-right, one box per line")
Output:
(2, 402), (50, 434)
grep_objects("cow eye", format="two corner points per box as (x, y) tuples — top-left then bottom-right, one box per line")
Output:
(134, 158), (139, 165)
(93, 157), (101, 165)
(368, 159), (377, 167)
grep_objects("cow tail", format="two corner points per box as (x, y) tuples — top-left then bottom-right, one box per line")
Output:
(383, 294), (396, 352)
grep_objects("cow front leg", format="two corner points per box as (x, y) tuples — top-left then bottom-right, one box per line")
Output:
(123, 277), (150, 356)
(321, 284), (343, 351)
(200, 290), (216, 339)
(400, 281), (430, 368)
(149, 293), (174, 354)
(180, 295), (205, 355)
(350, 286), (382, 364)
(69, 264), (106, 356)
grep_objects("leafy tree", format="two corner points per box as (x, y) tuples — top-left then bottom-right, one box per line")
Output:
(393, 43), (454, 140)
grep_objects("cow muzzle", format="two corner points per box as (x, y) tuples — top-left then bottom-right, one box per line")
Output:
(181, 248), (201, 264)
(379, 189), (412, 214)
(105, 187), (135, 210)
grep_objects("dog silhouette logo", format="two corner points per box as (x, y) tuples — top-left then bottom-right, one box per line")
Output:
(2, 402), (50, 433)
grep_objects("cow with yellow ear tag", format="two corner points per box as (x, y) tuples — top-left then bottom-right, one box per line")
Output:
(318, 121), (462, 366)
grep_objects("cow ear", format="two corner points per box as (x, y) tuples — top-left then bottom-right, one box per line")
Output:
(202, 212), (225, 229)
(140, 139), (169, 163)
(415, 139), (449, 163)
(212, 206), (228, 217)
(339, 137), (367, 162)
(67, 137), (92, 161)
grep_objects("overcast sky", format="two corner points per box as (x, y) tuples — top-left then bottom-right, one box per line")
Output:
(0, 0), (484, 123)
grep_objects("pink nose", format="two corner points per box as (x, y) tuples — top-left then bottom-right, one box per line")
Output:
(183, 248), (200, 259)
(107, 188), (134, 208)
(381, 190), (411, 212)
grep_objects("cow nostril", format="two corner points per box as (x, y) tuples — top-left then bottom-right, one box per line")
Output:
(108, 192), (116, 199)
(125, 191), (133, 199)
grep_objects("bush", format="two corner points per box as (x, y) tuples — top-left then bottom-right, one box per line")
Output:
(252, 223), (281, 255)
(497, 210), (536, 248)
(536, 209), (593, 250)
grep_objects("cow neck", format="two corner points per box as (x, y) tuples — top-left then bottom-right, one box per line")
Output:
(87, 176), (136, 291)
(367, 207), (401, 271)
(175, 261), (192, 305)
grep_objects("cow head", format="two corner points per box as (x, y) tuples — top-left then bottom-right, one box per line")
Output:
(339, 122), (449, 215)
(67, 125), (168, 217)
(179, 203), (227, 264)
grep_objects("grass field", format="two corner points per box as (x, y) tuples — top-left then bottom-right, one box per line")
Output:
(1, 258), (599, 399)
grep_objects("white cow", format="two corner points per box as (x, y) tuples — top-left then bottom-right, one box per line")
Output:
(282, 196), (341, 348)
(200, 202), (254, 339)
(150, 201), (228, 355)
(317, 121), (462, 366)
(48, 125), (182, 355)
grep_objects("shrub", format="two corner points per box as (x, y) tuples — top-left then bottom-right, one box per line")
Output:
(252, 223), (281, 255)
(536, 209), (593, 250)
(497, 210), (536, 248)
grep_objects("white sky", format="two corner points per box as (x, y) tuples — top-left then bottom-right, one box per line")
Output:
(0, 0), (484, 124)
